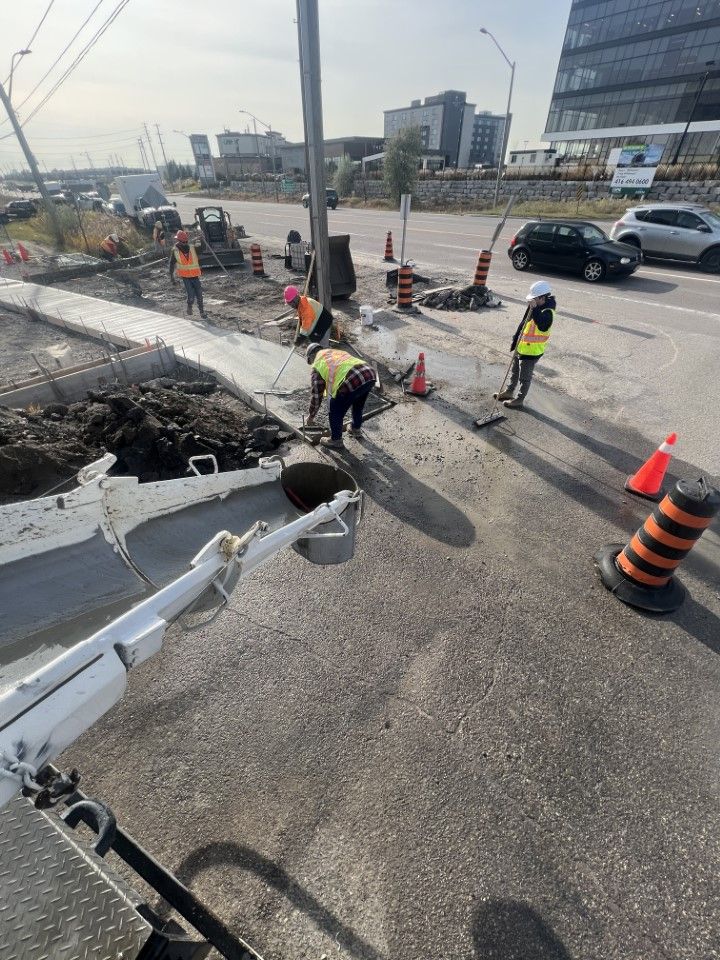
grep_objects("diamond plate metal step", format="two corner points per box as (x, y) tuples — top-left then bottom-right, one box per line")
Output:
(0, 795), (152, 960)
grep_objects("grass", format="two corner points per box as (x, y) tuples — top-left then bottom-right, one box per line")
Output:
(7, 208), (147, 255)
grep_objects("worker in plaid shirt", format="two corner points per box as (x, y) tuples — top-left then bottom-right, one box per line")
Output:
(306, 343), (376, 450)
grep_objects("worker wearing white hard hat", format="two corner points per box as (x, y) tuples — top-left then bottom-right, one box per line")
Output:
(495, 279), (556, 409)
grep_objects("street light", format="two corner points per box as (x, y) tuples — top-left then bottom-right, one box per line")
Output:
(670, 60), (716, 166)
(480, 27), (515, 207)
(239, 109), (277, 174)
(8, 49), (31, 103)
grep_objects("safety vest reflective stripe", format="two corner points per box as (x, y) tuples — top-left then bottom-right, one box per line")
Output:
(313, 349), (358, 397)
(174, 246), (201, 277)
(298, 296), (323, 333)
(517, 309), (554, 357)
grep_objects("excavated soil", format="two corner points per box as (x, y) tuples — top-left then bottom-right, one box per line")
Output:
(0, 380), (292, 503)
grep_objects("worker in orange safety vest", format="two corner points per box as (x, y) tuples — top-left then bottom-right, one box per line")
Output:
(169, 230), (206, 319)
(99, 233), (126, 261)
(283, 285), (333, 344)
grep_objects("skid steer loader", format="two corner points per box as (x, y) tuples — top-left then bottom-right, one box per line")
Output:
(193, 205), (245, 269)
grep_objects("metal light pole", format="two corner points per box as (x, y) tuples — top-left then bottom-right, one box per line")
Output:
(296, 0), (332, 319)
(8, 48), (31, 102)
(481, 27), (515, 207)
(671, 60), (716, 166)
(0, 60), (63, 246)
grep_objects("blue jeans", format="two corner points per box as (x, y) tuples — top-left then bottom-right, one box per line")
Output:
(328, 382), (373, 441)
(182, 276), (204, 314)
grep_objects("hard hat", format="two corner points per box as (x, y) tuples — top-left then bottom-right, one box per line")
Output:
(284, 285), (299, 304)
(306, 342), (321, 362)
(175, 230), (189, 242)
(155, 220), (162, 227)
(109, 233), (119, 243)
(526, 280), (551, 300)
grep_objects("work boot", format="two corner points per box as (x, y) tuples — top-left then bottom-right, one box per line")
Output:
(495, 389), (514, 401)
(186, 304), (192, 315)
(503, 397), (524, 409)
(320, 437), (344, 450)
(346, 425), (364, 438)
(200, 312), (208, 320)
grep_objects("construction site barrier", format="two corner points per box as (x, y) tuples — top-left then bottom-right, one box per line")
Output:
(396, 265), (413, 310)
(595, 477), (719, 612)
(250, 244), (265, 276)
(473, 249), (492, 288)
(384, 231), (394, 261)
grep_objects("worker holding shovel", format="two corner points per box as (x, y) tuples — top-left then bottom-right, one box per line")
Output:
(305, 343), (376, 450)
(497, 280), (556, 410)
(283, 285), (334, 345)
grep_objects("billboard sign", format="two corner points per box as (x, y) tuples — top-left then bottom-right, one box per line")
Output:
(611, 143), (664, 196)
(189, 134), (213, 184)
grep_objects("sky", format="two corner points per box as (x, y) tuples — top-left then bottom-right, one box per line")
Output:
(0, 0), (572, 173)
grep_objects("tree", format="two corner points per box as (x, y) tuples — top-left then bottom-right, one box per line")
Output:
(383, 126), (422, 203)
(334, 155), (356, 197)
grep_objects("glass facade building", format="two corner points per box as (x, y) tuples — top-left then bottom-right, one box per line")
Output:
(544, 0), (720, 164)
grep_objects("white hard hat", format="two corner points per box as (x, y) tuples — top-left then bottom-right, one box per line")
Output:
(110, 233), (119, 243)
(526, 280), (551, 300)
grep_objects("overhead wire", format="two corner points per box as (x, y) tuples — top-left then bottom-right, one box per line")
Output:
(2, 0), (56, 84)
(1, 0), (106, 124)
(21, 1), (131, 128)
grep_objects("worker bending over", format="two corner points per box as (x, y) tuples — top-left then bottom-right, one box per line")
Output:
(170, 230), (207, 319)
(283, 285), (333, 344)
(98, 233), (126, 261)
(306, 343), (376, 450)
(497, 280), (556, 409)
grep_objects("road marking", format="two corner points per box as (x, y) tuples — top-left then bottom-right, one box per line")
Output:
(639, 266), (720, 285)
(589, 291), (719, 320)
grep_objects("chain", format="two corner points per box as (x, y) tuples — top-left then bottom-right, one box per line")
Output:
(0, 751), (42, 790)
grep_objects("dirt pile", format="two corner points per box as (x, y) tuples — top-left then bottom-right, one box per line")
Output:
(0, 381), (292, 501)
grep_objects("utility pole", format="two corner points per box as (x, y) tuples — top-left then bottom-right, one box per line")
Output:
(0, 79), (63, 245)
(138, 138), (148, 170)
(296, 0), (331, 323)
(85, 151), (95, 170)
(154, 123), (170, 179)
(143, 122), (159, 172)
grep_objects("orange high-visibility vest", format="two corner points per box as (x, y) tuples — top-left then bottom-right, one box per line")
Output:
(100, 237), (118, 256)
(297, 296), (323, 334)
(174, 246), (201, 278)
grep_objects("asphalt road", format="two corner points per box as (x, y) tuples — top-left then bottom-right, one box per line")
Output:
(61, 197), (720, 960)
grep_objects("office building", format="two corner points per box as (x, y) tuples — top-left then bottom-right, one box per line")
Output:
(278, 137), (385, 174)
(384, 91), (475, 167)
(469, 112), (506, 167)
(544, 0), (720, 165)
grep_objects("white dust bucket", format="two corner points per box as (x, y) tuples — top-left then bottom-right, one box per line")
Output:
(359, 305), (375, 327)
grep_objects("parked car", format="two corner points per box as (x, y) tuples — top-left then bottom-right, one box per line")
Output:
(103, 197), (127, 217)
(4, 199), (37, 220)
(508, 220), (641, 283)
(77, 192), (104, 212)
(609, 203), (720, 273)
(302, 188), (338, 210)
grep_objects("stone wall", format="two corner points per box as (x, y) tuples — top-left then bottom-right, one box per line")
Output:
(219, 178), (719, 206)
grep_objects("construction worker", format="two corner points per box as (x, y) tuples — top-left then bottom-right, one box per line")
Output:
(496, 279), (556, 409)
(305, 343), (376, 450)
(152, 220), (166, 252)
(98, 233), (125, 261)
(170, 230), (207, 319)
(283, 285), (333, 344)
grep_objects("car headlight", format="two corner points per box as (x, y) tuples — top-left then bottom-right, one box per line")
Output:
(620, 256), (631, 264)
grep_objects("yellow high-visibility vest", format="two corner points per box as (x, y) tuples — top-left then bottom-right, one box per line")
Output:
(312, 349), (360, 397)
(517, 309), (554, 357)
(174, 246), (201, 278)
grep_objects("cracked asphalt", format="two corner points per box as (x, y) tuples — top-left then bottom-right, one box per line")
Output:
(63, 200), (720, 960)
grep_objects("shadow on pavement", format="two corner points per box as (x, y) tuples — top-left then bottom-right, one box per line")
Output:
(340, 440), (476, 547)
(667, 594), (720, 657)
(614, 275), (677, 294)
(472, 899), (572, 959)
(169, 841), (386, 960)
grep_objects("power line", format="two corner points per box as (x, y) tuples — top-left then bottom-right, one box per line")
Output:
(1, 0), (106, 125)
(20, 1), (130, 129)
(3, 0), (57, 85)
(22, 127), (139, 141)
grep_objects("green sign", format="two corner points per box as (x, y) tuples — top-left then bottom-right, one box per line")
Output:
(281, 179), (296, 194)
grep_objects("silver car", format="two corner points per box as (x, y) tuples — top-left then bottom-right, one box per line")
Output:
(610, 203), (720, 273)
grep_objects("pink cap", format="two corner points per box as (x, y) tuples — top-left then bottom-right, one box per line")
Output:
(284, 285), (299, 304)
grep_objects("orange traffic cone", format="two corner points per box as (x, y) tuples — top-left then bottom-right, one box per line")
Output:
(625, 433), (676, 501)
(406, 352), (432, 397)
(16, 242), (30, 262)
(383, 231), (394, 261)
(2, 249), (13, 265)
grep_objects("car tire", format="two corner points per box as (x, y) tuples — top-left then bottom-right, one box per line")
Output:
(511, 249), (530, 271)
(699, 247), (720, 274)
(583, 259), (605, 283)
